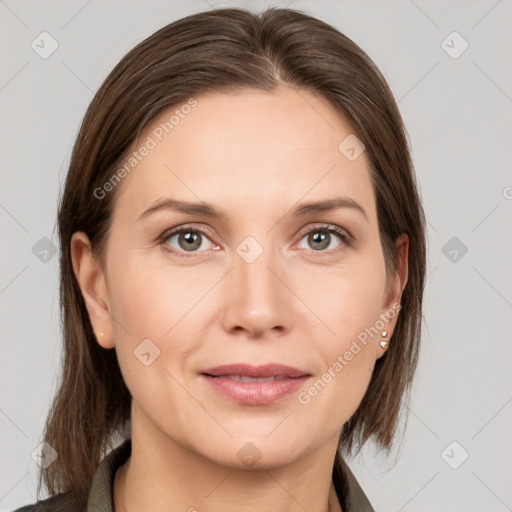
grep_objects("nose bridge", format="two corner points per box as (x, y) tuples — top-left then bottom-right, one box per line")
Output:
(234, 233), (280, 301)
(225, 232), (290, 331)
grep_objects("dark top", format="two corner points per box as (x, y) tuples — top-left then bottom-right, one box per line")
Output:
(13, 438), (375, 511)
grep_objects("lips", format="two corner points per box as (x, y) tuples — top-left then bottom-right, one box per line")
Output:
(200, 364), (311, 405)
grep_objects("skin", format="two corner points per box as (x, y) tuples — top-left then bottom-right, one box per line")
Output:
(71, 85), (408, 512)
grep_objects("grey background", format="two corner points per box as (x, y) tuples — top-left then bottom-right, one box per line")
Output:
(1, 0), (511, 510)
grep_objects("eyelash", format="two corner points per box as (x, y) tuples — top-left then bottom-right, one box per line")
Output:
(158, 223), (353, 258)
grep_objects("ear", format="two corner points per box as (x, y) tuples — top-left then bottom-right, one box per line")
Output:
(377, 233), (409, 357)
(384, 233), (409, 310)
(70, 231), (114, 349)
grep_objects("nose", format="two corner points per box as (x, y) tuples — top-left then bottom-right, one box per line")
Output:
(221, 236), (294, 339)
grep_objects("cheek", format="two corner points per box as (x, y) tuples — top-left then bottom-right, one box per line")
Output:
(309, 251), (387, 344)
(108, 250), (202, 338)
(106, 255), (199, 420)
(300, 254), (386, 419)
(106, 250), (223, 391)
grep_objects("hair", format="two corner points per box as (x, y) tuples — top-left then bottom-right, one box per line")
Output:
(40, 5), (426, 507)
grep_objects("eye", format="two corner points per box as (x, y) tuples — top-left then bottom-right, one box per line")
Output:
(160, 225), (218, 257)
(159, 223), (352, 258)
(296, 224), (352, 253)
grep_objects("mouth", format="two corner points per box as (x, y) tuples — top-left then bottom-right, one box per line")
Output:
(201, 363), (310, 379)
(206, 375), (290, 382)
(200, 363), (311, 405)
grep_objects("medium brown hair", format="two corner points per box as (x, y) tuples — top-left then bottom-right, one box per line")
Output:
(41, 6), (426, 505)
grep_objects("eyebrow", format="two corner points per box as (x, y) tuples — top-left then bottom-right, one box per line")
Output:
(138, 197), (368, 223)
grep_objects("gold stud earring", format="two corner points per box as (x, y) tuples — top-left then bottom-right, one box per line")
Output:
(379, 331), (389, 350)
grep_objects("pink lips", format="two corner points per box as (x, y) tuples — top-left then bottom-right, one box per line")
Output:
(201, 363), (311, 405)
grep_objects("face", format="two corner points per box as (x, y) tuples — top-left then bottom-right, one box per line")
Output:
(73, 85), (407, 469)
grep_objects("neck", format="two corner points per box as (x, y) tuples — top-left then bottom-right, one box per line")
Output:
(113, 408), (343, 512)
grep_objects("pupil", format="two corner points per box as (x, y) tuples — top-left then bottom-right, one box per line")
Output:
(181, 231), (200, 251)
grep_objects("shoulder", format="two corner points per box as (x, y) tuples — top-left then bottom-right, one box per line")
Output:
(12, 438), (131, 512)
(334, 454), (376, 512)
(11, 492), (85, 512)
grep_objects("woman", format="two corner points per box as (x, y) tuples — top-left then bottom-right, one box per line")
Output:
(15, 6), (426, 512)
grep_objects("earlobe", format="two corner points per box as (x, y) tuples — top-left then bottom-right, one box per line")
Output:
(70, 232), (115, 349)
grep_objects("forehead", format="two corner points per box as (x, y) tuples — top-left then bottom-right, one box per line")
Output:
(112, 86), (376, 224)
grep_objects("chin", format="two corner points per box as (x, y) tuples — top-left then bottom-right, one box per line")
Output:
(196, 433), (313, 471)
